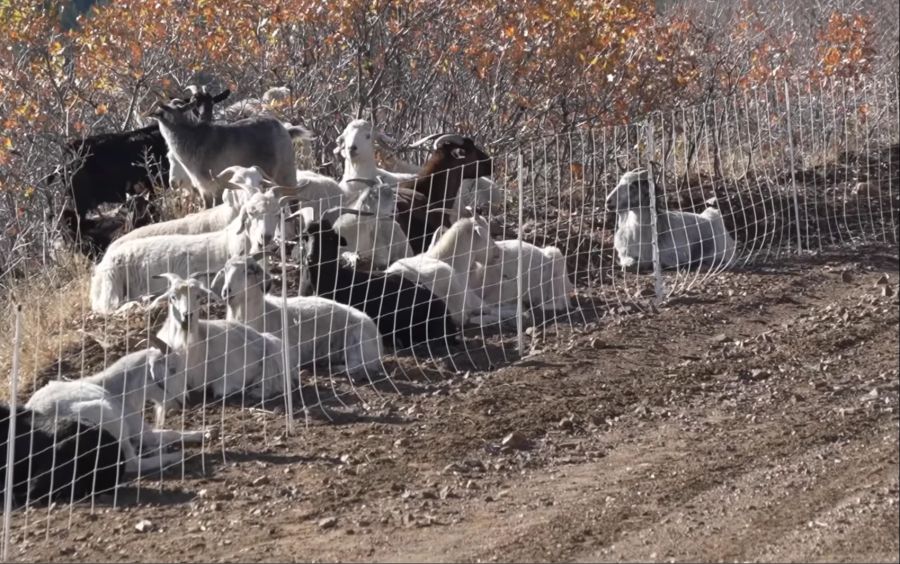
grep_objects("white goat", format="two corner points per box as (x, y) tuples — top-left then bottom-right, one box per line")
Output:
(331, 180), (412, 269)
(25, 341), (209, 475)
(151, 94), (297, 207)
(90, 186), (300, 314)
(211, 255), (384, 380)
(606, 169), (737, 270)
(153, 274), (286, 403)
(334, 119), (416, 190)
(108, 166), (267, 252)
(427, 212), (572, 313)
(389, 212), (517, 325)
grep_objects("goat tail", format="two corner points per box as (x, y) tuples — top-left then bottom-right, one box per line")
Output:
(90, 260), (124, 314)
(700, 207), (738, 266)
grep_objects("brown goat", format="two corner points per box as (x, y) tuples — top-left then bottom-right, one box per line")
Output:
(394, 134), (493, 254)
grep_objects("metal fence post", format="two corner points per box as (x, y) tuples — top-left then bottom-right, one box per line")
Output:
(3, 305), (24, 562)
(784, 80), (804, 253)
(516, 152), (526, 355)
(645, 123), (664, 305)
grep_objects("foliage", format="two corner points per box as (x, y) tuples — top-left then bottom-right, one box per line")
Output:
(0, 0), (896, 280)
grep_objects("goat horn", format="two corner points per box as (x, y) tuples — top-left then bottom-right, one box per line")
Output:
(409, 133), (441, 148)
(321, 206), (376, 225)
(344, 177), (379, 187)
(277, 195), (303, 207)
(396, 187), (427, 202)
(433, 134), (466, 149)
(152, 272), (184, 286)
(187, 270), (217, 281)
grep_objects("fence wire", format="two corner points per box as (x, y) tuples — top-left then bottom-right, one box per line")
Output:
(2, 76), (898, 557)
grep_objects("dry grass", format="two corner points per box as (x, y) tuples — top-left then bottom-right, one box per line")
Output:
(0, 251), (94, 402)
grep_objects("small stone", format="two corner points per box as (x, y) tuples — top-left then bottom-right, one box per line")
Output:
(393, 438), (408, 448)
(882, 285), (894, 298)
(134, 519), (154, 533)
(875, 274), (890, 286)
(501, 431), (530, 450)
(318, 516), (338, 530)
(711, 333), (730, 344)
(841, 270), (853, 283)
(252, 476), (270, 487)
(439, 486), (452, 500)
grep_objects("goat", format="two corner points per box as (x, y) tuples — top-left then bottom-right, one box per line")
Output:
(25, 339), (204, 477)
(90, 186), (301, 314)
(474, 240), (574, 313)
(2, 403), (124, 506)
(51, 89), (230, 216)
(106, 165), (268, 252)
(152, 273), (286, 403)
(210, 255), (384, 380)
(57, 191), (159, 261)
(302, 207), (460, 350)
(331, 179), (413, 269)
(606, 169), (737, 270)
(395, 134), (493, 254)
(150, 92), (297, 207)
(333, 120), (417, 191)
(387, 210), (517, 326)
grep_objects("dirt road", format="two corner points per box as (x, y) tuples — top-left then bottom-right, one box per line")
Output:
(10, 249), (899, 563)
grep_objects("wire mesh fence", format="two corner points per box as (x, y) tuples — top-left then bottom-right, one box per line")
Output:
(2, 75), (898, 559)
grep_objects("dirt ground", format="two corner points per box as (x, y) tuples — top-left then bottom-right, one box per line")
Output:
(8, 247), (900, 563)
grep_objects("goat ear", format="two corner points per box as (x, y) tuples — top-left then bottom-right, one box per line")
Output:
(152, 272), (184, 286)
(212, 89), (231, 103)
(149, 292), (169, 309)
(232, 208), (248, 235)
(209, 270), (225, 298)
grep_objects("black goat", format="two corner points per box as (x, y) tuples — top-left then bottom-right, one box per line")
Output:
(59, 191), (160, 261)
(50, 89), (230, 216)
(302, 208), (460, 350)
(1, 403), (124, 507)
(395, 134), (493, 254)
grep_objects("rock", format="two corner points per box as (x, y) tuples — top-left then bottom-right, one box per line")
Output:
(875, 274), (890, 286)
(882, 285), (894, 298)
(841, 270), (853, 283)
(711, 333), (730, 344)
(318, 516), (338, 530)
(134, 519), (154, 533)
(501, 431), (531, 450)
(252, 476), (270, 487)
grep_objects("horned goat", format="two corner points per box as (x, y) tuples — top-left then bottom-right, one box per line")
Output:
(153, 273), (286, 403)
(107, 165), (269, 252)
(606, 169), (737, 270)
(333, 120), (417, 191)
(90, 186), (300, 314)
(210, 255), (384, 380)
(395, 134), (493, 254)
(50, 88), (229, 216)
(25, 340), (205, 477)
(331, 179), (412, 269)
(302, 207), (460, 350)
(150, 91), (297, 207)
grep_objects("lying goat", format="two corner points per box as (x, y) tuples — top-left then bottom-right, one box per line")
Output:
(606, 169), (737, 270)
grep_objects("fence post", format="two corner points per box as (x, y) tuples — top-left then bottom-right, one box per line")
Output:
(516, 152), (526, 356)
(279, 212), (295, 435)
(784, 80), (804, 253)
(3, 305), (24, 562)
(645, 123), (664, 305)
